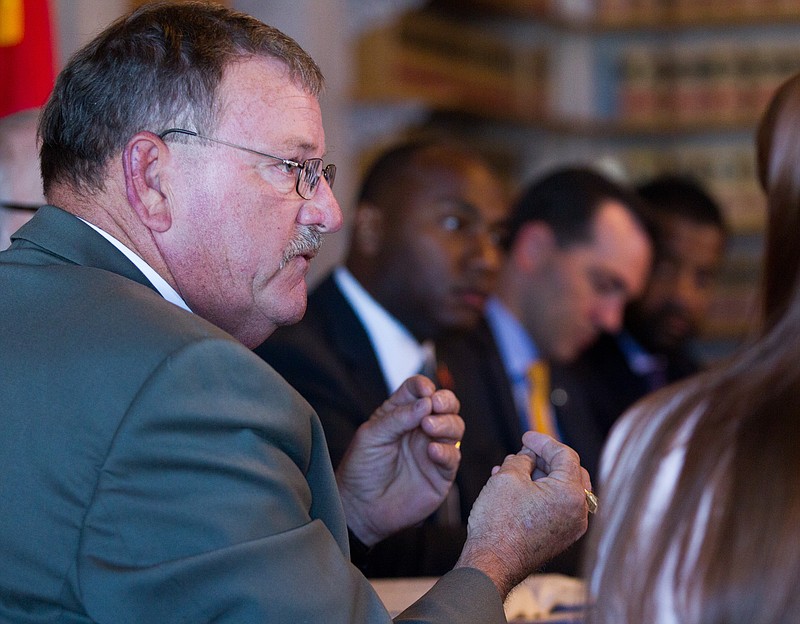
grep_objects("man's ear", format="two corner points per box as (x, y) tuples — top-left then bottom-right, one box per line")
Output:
(352, 202), (384, 257)
(512, 221), (556, 272)
(122, 132), (172, 233)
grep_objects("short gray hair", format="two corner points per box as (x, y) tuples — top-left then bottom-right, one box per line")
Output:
(39, 1), (324, 195)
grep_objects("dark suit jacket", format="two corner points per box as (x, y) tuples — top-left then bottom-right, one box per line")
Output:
(438, 318), (605, 483)
(437, 318), (605, 577)
(0, 206), (506, 624)
(255, 274), (387, 468)
(256, 274), (475, 577)
(556, 332), (701, 439)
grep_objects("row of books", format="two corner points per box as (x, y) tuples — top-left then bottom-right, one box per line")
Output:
(594, 0), (800, 23)
(616, 43), (800, 125)
(357, 9), (800, 127)
(356, 11), (549, 123)
(615, 142), (764, 234)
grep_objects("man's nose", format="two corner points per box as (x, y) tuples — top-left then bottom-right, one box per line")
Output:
(299, 180), (343, 233)
(596, 297), (625, 333)
(469, 229), (502, 272)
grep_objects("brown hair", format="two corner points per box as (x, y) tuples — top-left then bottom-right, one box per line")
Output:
(502, 166), (651, 252)
(585, 72), (800, 624)
(39, 1), (323, 195)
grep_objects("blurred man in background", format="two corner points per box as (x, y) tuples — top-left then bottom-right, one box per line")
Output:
(440, 165), (653, 485)
(561, 174), (727, 439)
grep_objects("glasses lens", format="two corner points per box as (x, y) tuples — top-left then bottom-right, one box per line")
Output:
(323, 164), (336, 190)
(298, 159), (322, 199)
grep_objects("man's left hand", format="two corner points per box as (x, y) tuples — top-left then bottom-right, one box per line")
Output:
(336, 374), (463, 547)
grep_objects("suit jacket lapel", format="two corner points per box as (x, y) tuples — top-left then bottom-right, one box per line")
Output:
(311, 276), (389, 411)
(11, 205), (158, 293)
(474, 317), (525, 444)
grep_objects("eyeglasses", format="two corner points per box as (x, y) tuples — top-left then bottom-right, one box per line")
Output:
(159, 128), (336, 200)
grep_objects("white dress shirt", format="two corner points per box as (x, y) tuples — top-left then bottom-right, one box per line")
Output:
(79, 218), (191, 312)
(333, 266), (429, 394)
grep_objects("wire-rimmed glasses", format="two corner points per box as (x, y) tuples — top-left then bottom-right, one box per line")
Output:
(158, 128), (336, 200)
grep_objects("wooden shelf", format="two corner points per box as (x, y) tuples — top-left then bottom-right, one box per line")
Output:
(352, 89), (761, 137)
(355, 12), (549, 126)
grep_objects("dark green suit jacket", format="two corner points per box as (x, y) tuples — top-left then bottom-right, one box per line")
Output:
(0, 206), (506, 623)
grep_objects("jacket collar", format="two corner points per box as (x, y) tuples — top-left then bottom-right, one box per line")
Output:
(10, 205), (157, 294)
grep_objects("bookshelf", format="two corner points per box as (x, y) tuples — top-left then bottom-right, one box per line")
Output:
(351, 0), (797, 358)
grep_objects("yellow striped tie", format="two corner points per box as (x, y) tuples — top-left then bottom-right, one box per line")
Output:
(527, 361), (558, 439)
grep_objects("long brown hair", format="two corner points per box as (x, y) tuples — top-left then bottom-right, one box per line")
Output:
(585, 73), (800, 623)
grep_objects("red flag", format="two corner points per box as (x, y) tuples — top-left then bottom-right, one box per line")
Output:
(0, 0), (56, 118)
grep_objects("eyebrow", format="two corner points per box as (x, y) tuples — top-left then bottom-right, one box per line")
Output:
(279, 136), (325, 159)
(434, 197), (487, 216)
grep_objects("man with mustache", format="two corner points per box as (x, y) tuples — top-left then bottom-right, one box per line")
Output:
(562, 174), (727, 439)
(255, 139), (510, 577)
(0, 4), (593, 622)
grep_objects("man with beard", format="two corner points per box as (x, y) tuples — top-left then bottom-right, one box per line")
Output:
(561, 174), (727, 439)
(255, 139), (509, 577)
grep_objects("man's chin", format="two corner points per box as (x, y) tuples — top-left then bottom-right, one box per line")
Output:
(448, 307), (484, 331)
(281, 305), (307, 327)
(653, 326), (695, 353)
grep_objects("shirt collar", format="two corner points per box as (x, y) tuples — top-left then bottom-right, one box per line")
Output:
(484, 295), (540, 380)
(334, 266), (427, 393)
(78, 218), (192, 312)
(617, 330), (666, 375)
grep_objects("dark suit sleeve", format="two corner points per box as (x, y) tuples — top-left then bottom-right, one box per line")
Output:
(260, 330), (469, 578)
(256, 330), (369, 468)
(396, 568), (506, 623)
(78, 338), (388, 622)
(77, 338), (505, 624)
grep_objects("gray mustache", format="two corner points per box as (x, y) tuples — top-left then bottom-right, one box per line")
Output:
(280, 226), (323, 269)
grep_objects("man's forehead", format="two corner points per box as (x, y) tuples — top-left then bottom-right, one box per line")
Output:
(412, 159), (505, 205)
(217, 57), (323, 148)
(575, 207), (651, 291)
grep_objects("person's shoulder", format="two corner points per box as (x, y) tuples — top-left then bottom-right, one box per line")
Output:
(86, 267), (234, 348)
(36, 262), (246, 367)
(666, 346), (702, 379)
(583, 332), (626, 364)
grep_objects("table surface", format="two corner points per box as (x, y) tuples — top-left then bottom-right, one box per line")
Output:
(369, 573), (588, 623)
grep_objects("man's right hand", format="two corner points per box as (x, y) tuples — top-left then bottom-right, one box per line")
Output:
(454, 431), (591, 599)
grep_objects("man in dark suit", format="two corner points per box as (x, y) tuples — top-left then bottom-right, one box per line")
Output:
(438, 167), (652, 576)
(560, 174), (727, 438)
(441, 167), (653, 482)
(0, 3), (592, 622)
(255, 139), (510, 576)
